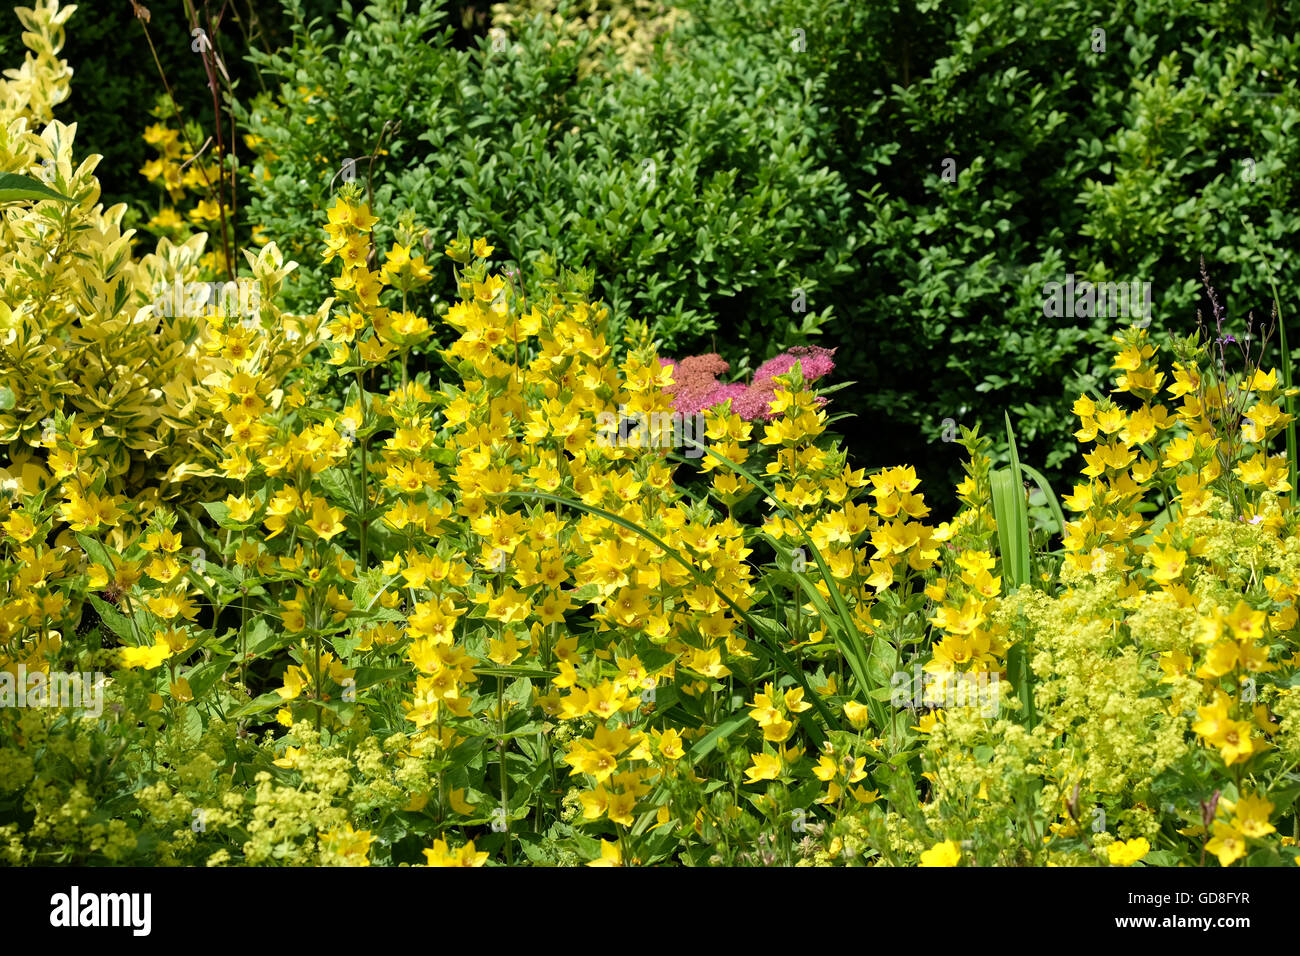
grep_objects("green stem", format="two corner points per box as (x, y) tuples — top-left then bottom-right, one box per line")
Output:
(498, 672), (513, 864)
(436, 708), (445, 824)
(354, 363), (369, 574)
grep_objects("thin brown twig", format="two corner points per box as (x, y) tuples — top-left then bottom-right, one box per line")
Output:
(180, 136), (213, 170)
(197, 6), (233, 279)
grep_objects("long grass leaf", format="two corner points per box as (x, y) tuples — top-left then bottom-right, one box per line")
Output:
(1019, 462), (1067, 541)
(1273, 282), (1297, 497)
(995, 413), (1032, 589)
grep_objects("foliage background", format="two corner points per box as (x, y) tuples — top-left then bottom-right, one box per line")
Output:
(5, 0), (1300, 871)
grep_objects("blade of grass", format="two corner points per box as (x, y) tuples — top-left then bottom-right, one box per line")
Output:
(1019, 463), (1067, 542)
(1275, 285), (1297, 497)
(996, 414), (1035, 725)
(990, 469), (1029, 591)
(995, 412), (1032, 590)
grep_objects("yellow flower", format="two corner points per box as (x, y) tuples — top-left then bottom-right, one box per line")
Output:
(783, 687), (813, 713)
(1205, 822), (1247, 867)
(1146, 543), (1186, 584)
(169, 677), (194, 702)
(1234, 451), (1291, 491)
(0, 510), (37, 542)
(305, 498), (346, 540)
(1196, 642), (1239, 679)
(224, 494), (256, 522)
(448, 789), (476, 815)
(423, 838), (489, 867)
(842, 700), (871, 730)
(1106, 837), (1150, 866)
(146, 590), (198, 621)
(587, 839), (622, 867)
(147, 207), (184, 231)
(319, 823), (373, 866)
(120, 638), (172, 670)
(913, 710), (945, 733)
(812, 754), (838, 783)
(487, 631), (523, 666)
(1191, 693), (1256, 765)
(918, 840), (961, 867)
(1224, 601), (1267, 642)
(656, 728), (685, 760)
(1231, 793), (1275, 839)
(188, 198), (223, 224)
(744, 751), (782, 783)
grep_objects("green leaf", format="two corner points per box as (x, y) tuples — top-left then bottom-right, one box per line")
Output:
(227, 691), (285, 720)
(74, 533), (116, 572)
(473, 665), (557, 680)
(351, 666), (408, 690)
(184, 656), (232, 699)
(319, 467), (361, 514)
(688, 715), (751, 766)
(1005, 638), (1036, 729)
(244, 618), (282, 656)
(1141, 850), (1181, 866)
(992, 413), (1031, 591)
(200, 501), (231, 526)
(87, 594), (134, 642)
(1019, 462), (1066, 538)
(178, 504), (225, 555)
(0, 172), (74, 203)
(1265, 784), (1300, 815)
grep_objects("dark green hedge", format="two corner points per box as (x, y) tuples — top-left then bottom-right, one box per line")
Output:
(816, 0), (1299, 501)
(235, 0), (855, 375)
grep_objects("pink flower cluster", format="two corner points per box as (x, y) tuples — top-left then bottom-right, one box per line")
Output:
(658, 346), (836, 421)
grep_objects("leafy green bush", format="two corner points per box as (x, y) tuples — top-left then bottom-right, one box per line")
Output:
(236, 0), (856, 367)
